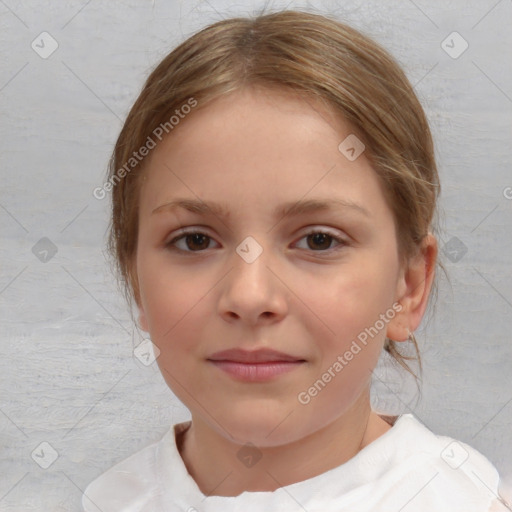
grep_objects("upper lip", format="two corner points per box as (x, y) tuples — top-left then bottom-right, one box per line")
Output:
(207, 348), (304, 363)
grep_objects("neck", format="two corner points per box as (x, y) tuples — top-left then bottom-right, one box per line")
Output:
(178, 398), (392, 497)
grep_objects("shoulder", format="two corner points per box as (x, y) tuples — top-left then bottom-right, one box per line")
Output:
(377, 414), (501, 511)
(81, 426), (176, 512)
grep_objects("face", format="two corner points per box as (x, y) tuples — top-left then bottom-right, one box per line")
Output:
(135, 87), (410, 447)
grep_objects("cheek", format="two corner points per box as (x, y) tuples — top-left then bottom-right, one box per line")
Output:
(290, 252), (399, 383)
(295, 265), (395, 412)
(298, 260), (397, 334)
(136, 247), (221, 349)
(137, 249), (189, 335)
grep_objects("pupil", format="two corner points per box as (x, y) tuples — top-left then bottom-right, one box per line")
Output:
(308, 233), (331, 250)
(188, 234), (209, 250)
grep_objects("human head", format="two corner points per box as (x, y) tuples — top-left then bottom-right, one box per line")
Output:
(107, 9), (439, 379)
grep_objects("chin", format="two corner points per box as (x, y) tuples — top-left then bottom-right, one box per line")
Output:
(217, 409), (307, 447)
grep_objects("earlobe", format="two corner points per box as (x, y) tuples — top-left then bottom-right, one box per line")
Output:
(129, 260), (149, 331)
(138, 307), (149, 332)
(386, 234), (438, 342)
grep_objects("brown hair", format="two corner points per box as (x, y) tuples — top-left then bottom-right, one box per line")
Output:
(107, 9), (440, 377)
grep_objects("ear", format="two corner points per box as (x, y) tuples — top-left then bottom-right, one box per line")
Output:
(129, 258), (149, 332)
(138, 305), (149, 332)
(386, 233), (437, 342)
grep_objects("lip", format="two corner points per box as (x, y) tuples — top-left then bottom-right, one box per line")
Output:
(207, 348), (306, 382)
(209, 360), (304, 382)
(207, 348), (304, 363)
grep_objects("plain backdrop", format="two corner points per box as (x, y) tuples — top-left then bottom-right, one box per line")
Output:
(0, 0), (511, 510)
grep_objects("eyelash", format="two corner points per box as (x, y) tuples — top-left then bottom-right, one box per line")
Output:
(166, 228), (348, 254)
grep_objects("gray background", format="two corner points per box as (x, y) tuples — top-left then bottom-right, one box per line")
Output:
(1, 0), (511, 510)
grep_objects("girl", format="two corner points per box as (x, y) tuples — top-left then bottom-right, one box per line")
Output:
(82, 9), (506, 511)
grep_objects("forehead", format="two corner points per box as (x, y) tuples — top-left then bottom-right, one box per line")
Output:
(138, 87), (391, 223)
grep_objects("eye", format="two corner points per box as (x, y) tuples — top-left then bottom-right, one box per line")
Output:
(295, 230), (347, 252)
(166, 230), (218, 252)
(166, 228), (347, 254)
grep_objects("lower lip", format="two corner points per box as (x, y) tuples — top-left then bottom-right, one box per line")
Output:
(208, 360), (304, 382)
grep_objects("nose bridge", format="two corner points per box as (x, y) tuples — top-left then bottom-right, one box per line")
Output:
(231, 236), (273, 295)
(218, 235), (287, 321)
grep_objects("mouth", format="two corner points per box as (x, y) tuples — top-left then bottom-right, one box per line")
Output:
(207, 348), (306, 382)
(208, 360), (305, 382)
(207, 347), (305, 364)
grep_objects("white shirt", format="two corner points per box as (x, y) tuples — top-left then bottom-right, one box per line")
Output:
(82, 414), (506, 511)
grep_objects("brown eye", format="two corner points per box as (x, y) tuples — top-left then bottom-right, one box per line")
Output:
(295, 230), (346, 252)
(167, 231), (216, 252)
(306, 232), (334, 250)
(184, 233), (211, 251)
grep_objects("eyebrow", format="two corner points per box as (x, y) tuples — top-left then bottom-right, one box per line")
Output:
(151, 197), (370, 219)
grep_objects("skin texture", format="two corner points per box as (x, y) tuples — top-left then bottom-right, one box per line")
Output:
(134, 86), (437, 496)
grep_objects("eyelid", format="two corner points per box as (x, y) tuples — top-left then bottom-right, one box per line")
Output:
(299, 226), (346, 239)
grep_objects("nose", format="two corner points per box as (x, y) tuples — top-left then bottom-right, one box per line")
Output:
(217, 243), (288, 326)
